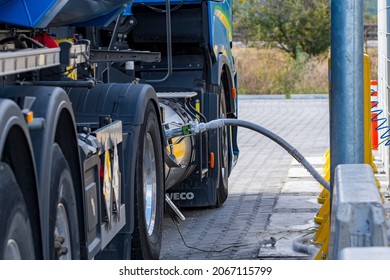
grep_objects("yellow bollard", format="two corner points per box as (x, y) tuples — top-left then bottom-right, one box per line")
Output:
(363, 54), (379, 173)
(364, 53), (372, 167)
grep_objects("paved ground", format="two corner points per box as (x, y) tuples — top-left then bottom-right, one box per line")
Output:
(160, 96), (330, 260)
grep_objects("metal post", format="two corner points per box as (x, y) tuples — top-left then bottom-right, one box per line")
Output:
(385, 1), (390, 175)
(377, 0), (386, 167)
(330, 0), (364, 193)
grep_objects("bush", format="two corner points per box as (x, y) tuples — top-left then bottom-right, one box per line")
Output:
(233, 46), (378, 95)
(233, 47), (329, 95)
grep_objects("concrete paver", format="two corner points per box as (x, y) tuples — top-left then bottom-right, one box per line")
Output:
(160, 96), (330, 260)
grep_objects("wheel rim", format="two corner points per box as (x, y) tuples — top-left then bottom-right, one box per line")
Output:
(55, 202), (72, 260)
(143, 133), (157, 237)
(5, 239), (22, 260)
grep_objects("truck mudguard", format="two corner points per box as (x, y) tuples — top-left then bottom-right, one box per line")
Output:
(212, 53), (235, 114)
(0, 99), (32, 158)
(67, 82), (163, 241)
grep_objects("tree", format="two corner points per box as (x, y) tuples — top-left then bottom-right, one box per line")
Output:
(234, 0), (330, 59)
(363, 0), (376, 18)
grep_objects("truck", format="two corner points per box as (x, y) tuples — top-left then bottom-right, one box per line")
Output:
(0, 0), (238, 260)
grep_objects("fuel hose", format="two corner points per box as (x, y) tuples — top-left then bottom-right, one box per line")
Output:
(190, 119), (330, 191)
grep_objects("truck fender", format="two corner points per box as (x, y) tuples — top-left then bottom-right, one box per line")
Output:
(68, 83), (161, 126)
(211, 54), (238, 177)
(0, 99), (31, 158)
(68, 83), (163, 236)
(211, 53), (236, 115)
(0, 98), (42, 258)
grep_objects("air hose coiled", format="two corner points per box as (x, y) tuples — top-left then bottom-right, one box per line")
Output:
(371, 100), (390, 147)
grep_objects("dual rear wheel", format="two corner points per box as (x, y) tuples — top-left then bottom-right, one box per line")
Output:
(0, 163), (35, 260)
(0, 143), (80, 260)
(49, 144), (80, 260)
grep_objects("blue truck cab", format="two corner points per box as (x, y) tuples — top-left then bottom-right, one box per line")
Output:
(103, 0), (239, 207)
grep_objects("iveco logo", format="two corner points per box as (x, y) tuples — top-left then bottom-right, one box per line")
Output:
(169, 192), (195, 200)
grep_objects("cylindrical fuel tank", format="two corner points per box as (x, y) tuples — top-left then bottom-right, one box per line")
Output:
(160, 100), (196, 189)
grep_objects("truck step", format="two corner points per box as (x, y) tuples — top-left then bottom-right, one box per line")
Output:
(157, 91), (197, 99)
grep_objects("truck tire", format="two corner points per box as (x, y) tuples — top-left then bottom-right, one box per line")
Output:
(132, 102), (164, 260)
(0, 162), (35, 259)
(216, 88), (229, 207)
(49, 144), (80, 259)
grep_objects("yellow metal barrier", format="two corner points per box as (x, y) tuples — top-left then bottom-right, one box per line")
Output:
(314, 195), (330, 225)
(312, 54), (379, 260)
(313, 149), (331, 259)
(315, 237), (329, 260)
(317, 148), (330, 204)
(317, 188), (328, 204)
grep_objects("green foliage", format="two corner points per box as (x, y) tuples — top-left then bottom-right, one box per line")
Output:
(364, 14), (377, 24)
(363, 0), (376, 17)
(234, 0), (330, 59)
(363, 0), (377, 23)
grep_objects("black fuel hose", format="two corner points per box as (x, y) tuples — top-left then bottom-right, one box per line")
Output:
(192, 119), (330, 191)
